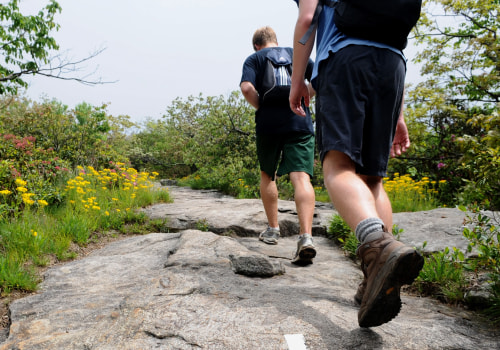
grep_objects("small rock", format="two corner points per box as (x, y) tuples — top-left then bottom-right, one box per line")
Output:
(229, 254), (285, 277)
(160, 179), (177, 186)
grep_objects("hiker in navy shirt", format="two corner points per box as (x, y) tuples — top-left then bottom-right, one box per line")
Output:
(240, 26), (317, 265)
(290, 0), (424, 327)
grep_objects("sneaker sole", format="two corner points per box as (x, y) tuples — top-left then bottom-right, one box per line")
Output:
(291, 246), (316, 266)
(358, 246), (424, 328)
(259, 237), (278, 245)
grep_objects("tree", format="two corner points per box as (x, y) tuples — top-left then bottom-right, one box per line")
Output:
(400, 0), (500, 208)
(414, 0), (498, 104)
(0, 0), (109, 96)
(129, 92), (259, 194)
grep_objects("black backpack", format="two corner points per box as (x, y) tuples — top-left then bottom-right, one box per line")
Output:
(259, 48), (293, 105)
(298, 0), (422, 50)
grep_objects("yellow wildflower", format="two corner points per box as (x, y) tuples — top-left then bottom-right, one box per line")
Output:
(15, 178), (27, 186)
(37, 200), (49, 207)
(22, 197), (35, 205)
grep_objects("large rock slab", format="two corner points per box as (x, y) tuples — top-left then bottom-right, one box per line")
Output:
(1, 186), (499, 349)
(2, 230), (498, 349)
(146, 186), (472, 254)
(394, 208), (469, 253)
(143, 186), (335, 237)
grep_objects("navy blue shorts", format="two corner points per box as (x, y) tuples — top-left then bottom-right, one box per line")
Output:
(315, 45), (406, 176)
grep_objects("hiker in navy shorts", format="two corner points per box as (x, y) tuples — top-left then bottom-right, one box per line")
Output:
(240, 26), (317, 265)
(289, 0), (424, 327)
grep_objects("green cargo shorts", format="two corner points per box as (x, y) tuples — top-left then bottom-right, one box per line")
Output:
(256, 132), (315, 181)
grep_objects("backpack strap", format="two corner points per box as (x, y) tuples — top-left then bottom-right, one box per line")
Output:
(297, 0), (336, 45)
(298, 3), (324, 45)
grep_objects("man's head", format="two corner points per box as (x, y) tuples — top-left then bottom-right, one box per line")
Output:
(252, 26), (278, 51)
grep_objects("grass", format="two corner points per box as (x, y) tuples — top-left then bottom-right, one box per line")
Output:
(414, 245), (467, 304)
(0, 164), (171, 297)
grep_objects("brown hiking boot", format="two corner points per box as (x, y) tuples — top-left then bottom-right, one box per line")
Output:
(357, 232), (424, 327)
(354, 278), (366, 305)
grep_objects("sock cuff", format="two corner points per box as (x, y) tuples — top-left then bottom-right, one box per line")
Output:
(355, 218), (384, 243)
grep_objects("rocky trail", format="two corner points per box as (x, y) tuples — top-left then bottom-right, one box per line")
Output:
(1, 185), (499, 349)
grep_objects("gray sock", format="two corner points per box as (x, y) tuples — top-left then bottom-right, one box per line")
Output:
(355, 218), (385, 244)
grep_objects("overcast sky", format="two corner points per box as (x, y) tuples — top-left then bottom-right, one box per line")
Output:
(20, 0), (421, 124)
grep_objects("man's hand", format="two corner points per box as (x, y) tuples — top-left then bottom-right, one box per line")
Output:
(289, 81), (309, 117)
(390, 116), (410, 157)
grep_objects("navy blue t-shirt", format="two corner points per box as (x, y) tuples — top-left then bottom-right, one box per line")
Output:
(240, 47), (314, 135)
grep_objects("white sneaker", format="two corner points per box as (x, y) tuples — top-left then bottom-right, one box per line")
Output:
(291, 233), (316, 265)
(259, 226), (280, 245)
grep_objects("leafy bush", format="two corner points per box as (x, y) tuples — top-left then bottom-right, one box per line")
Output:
(0, 134), (72, 219)
(415, 246), (467, 304)
(456, 110), (500, 210)
(327, 214), (357, 257)
(461, 206), (500, 323)
(412, 207), (500, 324)
(0, 97), (130, 170)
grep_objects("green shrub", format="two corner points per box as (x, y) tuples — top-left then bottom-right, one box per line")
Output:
(415, 246), (467, 304)
(0, 134), (72, 219)
(0, 97), (130, 170)
(327, 214), (358, 258)
(461, 206), (500, 323)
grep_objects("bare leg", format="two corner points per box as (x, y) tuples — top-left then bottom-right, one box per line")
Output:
(322, 150), (380, 231)
(289, 171), (315, 234)
(260, 171), (279, 228)
(360, 174), (393, 231)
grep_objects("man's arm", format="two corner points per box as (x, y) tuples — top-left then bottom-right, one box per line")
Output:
(290, 0), (318, 117)
(390, 96), (410, 157)
(240, 81), (260, 109)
